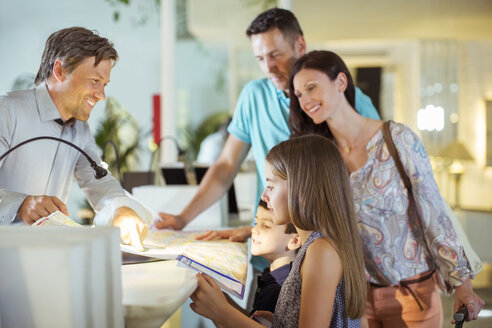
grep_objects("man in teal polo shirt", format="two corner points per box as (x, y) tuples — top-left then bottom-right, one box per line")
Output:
(156, 8), (379, 236)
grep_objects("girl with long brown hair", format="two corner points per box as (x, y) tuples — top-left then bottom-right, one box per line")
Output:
(263, 134), (366, 327)
(189, 135), (366, 328)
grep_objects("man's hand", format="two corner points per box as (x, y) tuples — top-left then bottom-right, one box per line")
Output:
(18, 195), (69, 225)
(112, 206), (149, 251)
(154, 212), (187, 230)
(452, 279), (484, 323)
(195, 226), (252, 242)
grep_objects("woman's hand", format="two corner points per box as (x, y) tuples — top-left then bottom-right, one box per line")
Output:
(452, 279), (484, 323)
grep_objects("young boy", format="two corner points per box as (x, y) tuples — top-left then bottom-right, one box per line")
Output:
(249, 199), (300, 315)
(202, 199), (300, 323)
(190, 200), (301, 326)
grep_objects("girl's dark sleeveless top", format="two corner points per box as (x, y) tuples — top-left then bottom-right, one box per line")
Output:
(272, 231), (361, 328)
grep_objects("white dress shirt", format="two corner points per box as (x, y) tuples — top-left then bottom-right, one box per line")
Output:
(0, 83), (151, 225)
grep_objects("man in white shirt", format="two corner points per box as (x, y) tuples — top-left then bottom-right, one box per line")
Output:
(0, 27), (150, 250)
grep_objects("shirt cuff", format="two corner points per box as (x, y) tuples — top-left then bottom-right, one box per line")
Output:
(93, 194), (153, 226)
(446, 263), (473, 288)
(0, 190), (27, 224)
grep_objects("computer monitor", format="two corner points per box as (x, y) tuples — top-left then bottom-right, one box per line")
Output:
(122, 171), (155, 193)
(160, 166), (188, 185)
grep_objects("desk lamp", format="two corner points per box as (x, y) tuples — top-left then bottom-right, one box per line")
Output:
(439, 140), (474, 208)
(0, 136), (107, 179)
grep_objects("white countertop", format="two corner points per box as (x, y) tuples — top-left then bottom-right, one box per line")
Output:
(122, 260), (197, 328)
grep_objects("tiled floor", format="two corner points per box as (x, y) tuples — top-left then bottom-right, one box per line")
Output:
(441, 287), (492, 328)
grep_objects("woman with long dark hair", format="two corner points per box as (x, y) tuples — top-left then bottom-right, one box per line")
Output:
(288, 50), (484, 327)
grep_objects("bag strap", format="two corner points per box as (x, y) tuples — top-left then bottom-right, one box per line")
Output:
(382, 121), (413, 197)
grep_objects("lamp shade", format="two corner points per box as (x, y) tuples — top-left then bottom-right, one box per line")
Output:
(438, 139), (474, 161)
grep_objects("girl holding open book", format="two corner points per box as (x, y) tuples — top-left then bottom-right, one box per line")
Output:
(190, 134), (366, 328)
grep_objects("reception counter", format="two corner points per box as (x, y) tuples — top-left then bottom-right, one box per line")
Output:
(122, 258), (197, 328)
(0, 226), (198, 328)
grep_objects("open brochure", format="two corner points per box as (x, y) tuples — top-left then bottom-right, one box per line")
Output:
(33, 211), (82, 227)
(121, 229), (248, 299)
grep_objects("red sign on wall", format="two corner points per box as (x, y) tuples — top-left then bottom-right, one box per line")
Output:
(153, 94), (161, 144)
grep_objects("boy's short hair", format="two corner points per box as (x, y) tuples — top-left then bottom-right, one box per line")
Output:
(284, 222), (297, 234)
(257, 199), (296, 234)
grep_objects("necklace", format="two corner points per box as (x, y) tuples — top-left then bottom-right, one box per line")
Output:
(340, 118), (368, 154)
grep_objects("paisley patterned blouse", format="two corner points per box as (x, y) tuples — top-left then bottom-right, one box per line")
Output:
(351, 121), (471, 287)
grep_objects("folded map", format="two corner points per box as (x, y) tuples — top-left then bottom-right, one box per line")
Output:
(121, 229), (248, 299)
(33, 211), (82, 227)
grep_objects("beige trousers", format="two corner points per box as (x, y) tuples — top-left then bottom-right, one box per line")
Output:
(366, 272), (443, 328)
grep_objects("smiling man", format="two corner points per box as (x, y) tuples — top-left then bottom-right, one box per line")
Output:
(156, 8), (380, 232)
(0, 27), (150, 250)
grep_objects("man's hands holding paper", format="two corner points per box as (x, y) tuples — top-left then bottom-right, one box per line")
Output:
(112, 206), (149, 251)
(18, 195), (69, 225)
(18, 196), (148, 250)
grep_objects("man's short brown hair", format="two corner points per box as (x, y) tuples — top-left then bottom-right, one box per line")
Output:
(35, 27), (118, 85)
(246, 8), (303, 47)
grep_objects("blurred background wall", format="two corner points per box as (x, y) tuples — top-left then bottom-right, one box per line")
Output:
(1, 0), (491, 214)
